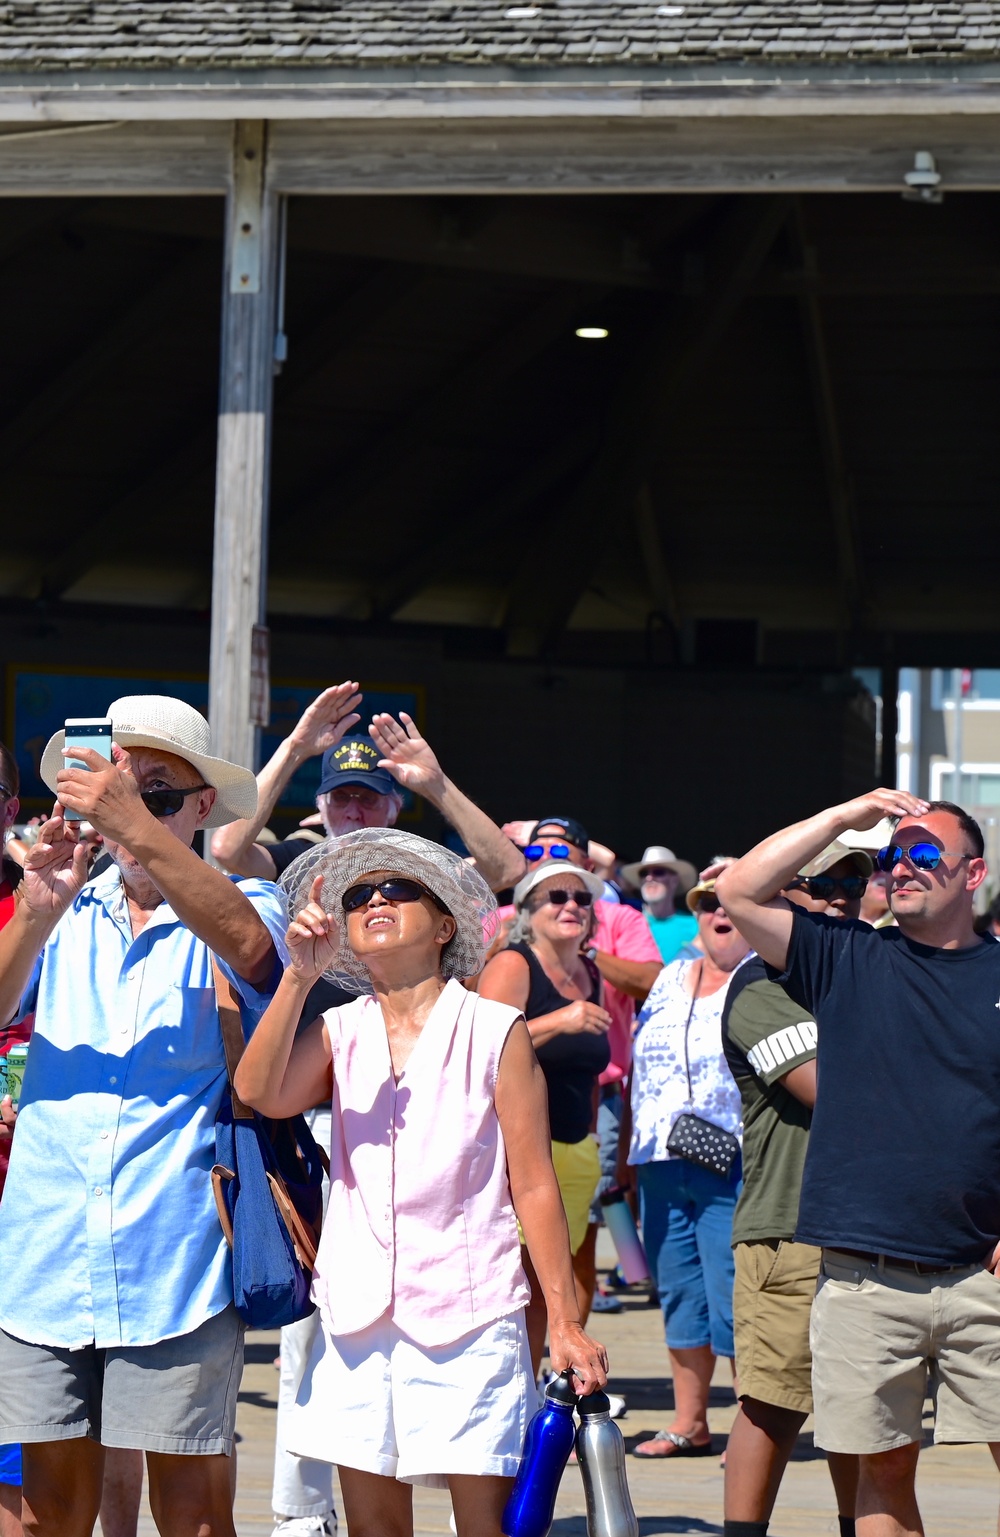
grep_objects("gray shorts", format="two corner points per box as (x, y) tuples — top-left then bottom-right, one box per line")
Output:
(0, 1305), (244, 1456)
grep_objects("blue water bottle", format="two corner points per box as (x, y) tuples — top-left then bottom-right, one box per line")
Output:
(501, 1370), (578, 1537)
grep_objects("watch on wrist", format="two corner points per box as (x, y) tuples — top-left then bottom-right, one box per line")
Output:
(583, 945), (599, 962)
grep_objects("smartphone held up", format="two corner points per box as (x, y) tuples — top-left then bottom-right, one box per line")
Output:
(61, 718), (113, 821)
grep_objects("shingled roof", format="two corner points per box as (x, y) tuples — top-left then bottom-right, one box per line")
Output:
(1, 1), (998, 73)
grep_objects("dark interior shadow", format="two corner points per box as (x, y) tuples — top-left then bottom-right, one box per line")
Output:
(244, 1339), (283, 1366)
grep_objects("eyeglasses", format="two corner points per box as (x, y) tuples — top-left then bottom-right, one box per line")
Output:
(140, 785), (209, 818)
(342, 877), (450, 915)
(876, 844), (974, 874)
(641, 867), (675, 880)
(533, 888), (594, 909)
(327, 787), (385, 809)
(523, 843), (571, 862)
(788, 875), (869, 901)
(696, 895), (721, 914)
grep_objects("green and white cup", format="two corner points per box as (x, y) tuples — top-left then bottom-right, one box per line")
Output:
(5, 1043), (29, 1110)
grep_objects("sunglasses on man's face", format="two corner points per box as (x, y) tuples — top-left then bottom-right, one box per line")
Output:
(342, 877), (450, 915)
(789, 875), (868, 901)
(523, 843), (571, 862)
(534, 888), (594, 910)
(696, 895), (722, 915)
(876, 843), (974, 874)
(141, 785), (209, 818)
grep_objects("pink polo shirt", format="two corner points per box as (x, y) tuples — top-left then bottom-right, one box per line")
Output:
(312, 979), (531, 1348)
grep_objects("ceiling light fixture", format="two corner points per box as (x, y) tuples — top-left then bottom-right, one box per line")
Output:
(576, 327), (609, 339)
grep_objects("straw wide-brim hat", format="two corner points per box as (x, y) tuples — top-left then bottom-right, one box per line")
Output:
(512, 859), (606, 909)
(621, 844), (698, 893)
(278, 826), (500, 996)
(40, 695), (258, 830)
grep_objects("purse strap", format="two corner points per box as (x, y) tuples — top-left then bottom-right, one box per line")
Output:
(680, 960), (703, 1103)
(211, 954), (255, 1122)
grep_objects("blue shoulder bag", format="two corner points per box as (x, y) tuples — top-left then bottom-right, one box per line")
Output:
(210, 957), (328, 1330)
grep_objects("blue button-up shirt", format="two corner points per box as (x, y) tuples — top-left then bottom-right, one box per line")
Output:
(0, 866), (288, 1349)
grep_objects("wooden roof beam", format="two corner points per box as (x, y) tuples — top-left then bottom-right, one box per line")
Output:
(34, 263), (429, 600)
(369, 427), (597, 622)
(502, 195), (791, 657)
(790, 204), (865, 628)
(286, 277), (609, 541)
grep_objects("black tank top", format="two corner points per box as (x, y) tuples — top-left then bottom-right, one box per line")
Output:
(508, 941), (610, 1144)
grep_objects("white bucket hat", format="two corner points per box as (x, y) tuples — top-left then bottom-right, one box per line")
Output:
(512, 858), (606, 910)
(620, 844), (698, 893)
(39, 695), (258, 830)
(278, 826), (499, 996)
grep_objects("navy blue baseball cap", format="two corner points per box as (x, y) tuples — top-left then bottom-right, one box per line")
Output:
(316, 736), (398, 797)
(529, 817), (590, 850)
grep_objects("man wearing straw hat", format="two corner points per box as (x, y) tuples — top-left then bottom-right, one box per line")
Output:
(0, 696), (288, 1537)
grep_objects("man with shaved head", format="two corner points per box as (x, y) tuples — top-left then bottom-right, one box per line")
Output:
(718, 790), (1000, 1537)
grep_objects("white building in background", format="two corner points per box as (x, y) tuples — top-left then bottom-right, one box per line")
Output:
(899, 668), (1000, 894)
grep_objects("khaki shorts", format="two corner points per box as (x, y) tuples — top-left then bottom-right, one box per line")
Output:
(0, 1305), (244, 1455)
(733, 1239), (820, 1414)
(812, 1249), (1000, 1453)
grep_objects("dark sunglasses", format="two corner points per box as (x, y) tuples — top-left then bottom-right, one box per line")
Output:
(342, 877), (450, 915)
(696, 894), (722, 914)
(531, 888), (594, 910)
(141, 785), (209, 818)
(523, 843), (571, 862)
(789, 875), (868, 901)
(876, 844), (974, 874)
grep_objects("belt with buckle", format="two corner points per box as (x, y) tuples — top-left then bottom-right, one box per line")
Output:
(830, 1247), (967, 1277)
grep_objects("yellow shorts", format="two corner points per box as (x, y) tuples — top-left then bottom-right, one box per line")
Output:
(551, 1136), (602, 1256)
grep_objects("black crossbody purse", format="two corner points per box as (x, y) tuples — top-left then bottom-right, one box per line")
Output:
(665, 961), (741, 1179)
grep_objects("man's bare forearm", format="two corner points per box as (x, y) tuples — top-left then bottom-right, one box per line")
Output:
(427, 776), (526, 892)
(0, 903), (58, 1028)
(594, 953), (661, 1002)
(210, 736), (302, 872)
(125, 821), (276, 985)
(718, 807), (856, 910)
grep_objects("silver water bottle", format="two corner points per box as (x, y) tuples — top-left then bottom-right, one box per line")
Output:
(575, 1391), (639, 1537)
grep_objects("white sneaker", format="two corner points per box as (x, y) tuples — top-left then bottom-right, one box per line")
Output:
(272, 1518), (336, 1535)
(606, 1393), (627, 1419)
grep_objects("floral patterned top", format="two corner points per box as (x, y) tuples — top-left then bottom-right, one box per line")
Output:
(628, 955), (751, 1165)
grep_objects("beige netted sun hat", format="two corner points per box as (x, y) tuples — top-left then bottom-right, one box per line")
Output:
(39, 695), (258, 829)
(278, 826), (499, 995)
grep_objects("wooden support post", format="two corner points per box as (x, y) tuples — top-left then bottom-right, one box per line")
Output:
(208, 121), (278, 774)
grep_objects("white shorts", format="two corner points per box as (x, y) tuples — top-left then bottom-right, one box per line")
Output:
(288, 1309), (534, 1488)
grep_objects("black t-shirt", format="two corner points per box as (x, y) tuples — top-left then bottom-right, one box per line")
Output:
(773, 908), (1000, 1265)
(269, 836), (320, 878)
(509, 941), (610, 1144)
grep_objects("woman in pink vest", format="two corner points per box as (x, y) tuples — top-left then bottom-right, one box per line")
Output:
(236, 827), (608, 1537)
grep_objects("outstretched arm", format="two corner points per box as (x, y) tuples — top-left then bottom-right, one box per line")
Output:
(497, 1020), (609, 1394)
(235, 875), (336, 1115)
(0, 807), (89, 1026)
(370, 712), (525, 892)
(210, 683), (362, 877)
(716, 787), (928, 970)
(58, 747), (277, 987)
